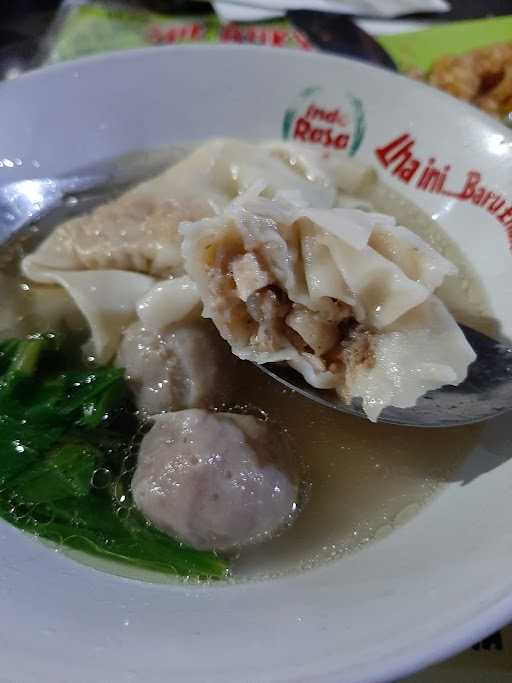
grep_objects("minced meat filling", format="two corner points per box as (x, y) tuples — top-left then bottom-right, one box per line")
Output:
(242, 276), (376, 378)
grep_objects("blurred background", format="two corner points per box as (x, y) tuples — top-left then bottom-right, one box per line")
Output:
(0, 0), (511, 127)
(0, 0), (511, 80)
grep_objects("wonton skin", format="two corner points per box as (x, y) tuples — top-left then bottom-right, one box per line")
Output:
(22, 139), (337, 283)
(132, 410), (300, 552)
(181, 189), (474, 421)
(20, 139), (476, 420)
(20, 139), (337, 364)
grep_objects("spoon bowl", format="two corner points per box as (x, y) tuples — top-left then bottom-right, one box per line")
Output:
(260, 324), (512, 427)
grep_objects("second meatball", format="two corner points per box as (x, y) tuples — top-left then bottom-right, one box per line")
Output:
(132, 409), (300, 552)
(117, 319), (232, 414)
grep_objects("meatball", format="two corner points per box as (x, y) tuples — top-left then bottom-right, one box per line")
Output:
(131, 409), (300, 551)
(116, 319), (232, 414)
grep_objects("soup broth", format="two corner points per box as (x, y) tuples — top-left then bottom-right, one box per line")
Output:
(0, 148), (490, 581)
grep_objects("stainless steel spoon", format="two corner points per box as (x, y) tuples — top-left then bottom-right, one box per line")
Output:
(1, 166), (511, 429)
(261, 324), (512, 428)
(0, 149), (183, 243)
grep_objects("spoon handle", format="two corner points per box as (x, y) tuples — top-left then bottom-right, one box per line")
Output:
(287, 11), (397, 71)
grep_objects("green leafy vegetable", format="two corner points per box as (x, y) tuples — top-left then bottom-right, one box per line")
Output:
(0, 494), (227, 579)
(0, 334), (228, 580)
(23, 367), (126, 426)
(0, 339), (21, 374)
(0, 414), (64, 485)
(0, 337), (48, 413)
(12, 442), (98, 503)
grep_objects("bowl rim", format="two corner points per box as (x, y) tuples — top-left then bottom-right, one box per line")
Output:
(3, 42), (511, 138)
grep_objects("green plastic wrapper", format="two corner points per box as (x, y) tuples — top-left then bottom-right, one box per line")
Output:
(44, 1), (312, 64)
(377, 16), (512, 125)
(378, 15), (512, 73)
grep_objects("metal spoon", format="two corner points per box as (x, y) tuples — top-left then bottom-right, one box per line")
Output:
(0, 149), (184, 243)
(261, 324), (512, 428)
(288, 11), (397, 71)
(1, 167), (511, 429)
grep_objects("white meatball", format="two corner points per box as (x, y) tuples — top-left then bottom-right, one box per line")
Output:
(116, 320), (232, 414)
(132, 409), (300, 551)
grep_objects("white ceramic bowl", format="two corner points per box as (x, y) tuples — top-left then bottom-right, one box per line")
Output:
(1, 45), (512, 683)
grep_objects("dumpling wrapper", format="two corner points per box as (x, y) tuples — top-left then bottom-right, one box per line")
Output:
(369, 221), (458, 292)
(42, 269), (155, 363)
(136, 276), (201, 332)
(181, 189), (474, 421)
(347, 296), (476, 421)
(301, 208), (389, 249)
(21, 140), (261, 283)
(234, 141), (337, 208)
(299, 209), (396, 317)
(263, 141), (335, 188)
(20, 170), (220, 283)
(321, 234), (430, 328)
(180, 204), (307, 365)
(21, 139), (342, 288)
(324, 154), (378, 196)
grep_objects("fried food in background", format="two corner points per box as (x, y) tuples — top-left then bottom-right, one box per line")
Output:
(425, 42), (512, 117)
(377, 17), (512, 123)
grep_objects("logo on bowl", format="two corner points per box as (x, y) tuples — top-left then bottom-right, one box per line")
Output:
(282, 87), (365, 156)
(375, 133), (512, 245)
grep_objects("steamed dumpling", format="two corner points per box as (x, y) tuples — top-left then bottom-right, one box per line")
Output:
(368, 221), (457, 292)
(19, 138), (474, 421)
(345, 296), (476, 421)
(21, 140), (242, 283)
(135, 276), (201, 331)
(21, 182), (210, 284)
(116, 319), (232, 414)
(181, 188), (475, 421)
(19, 139), (354, 365)
(22, 139), (347, 286)
(46, 269), (155, 363)
(132, 409), (300, 551)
